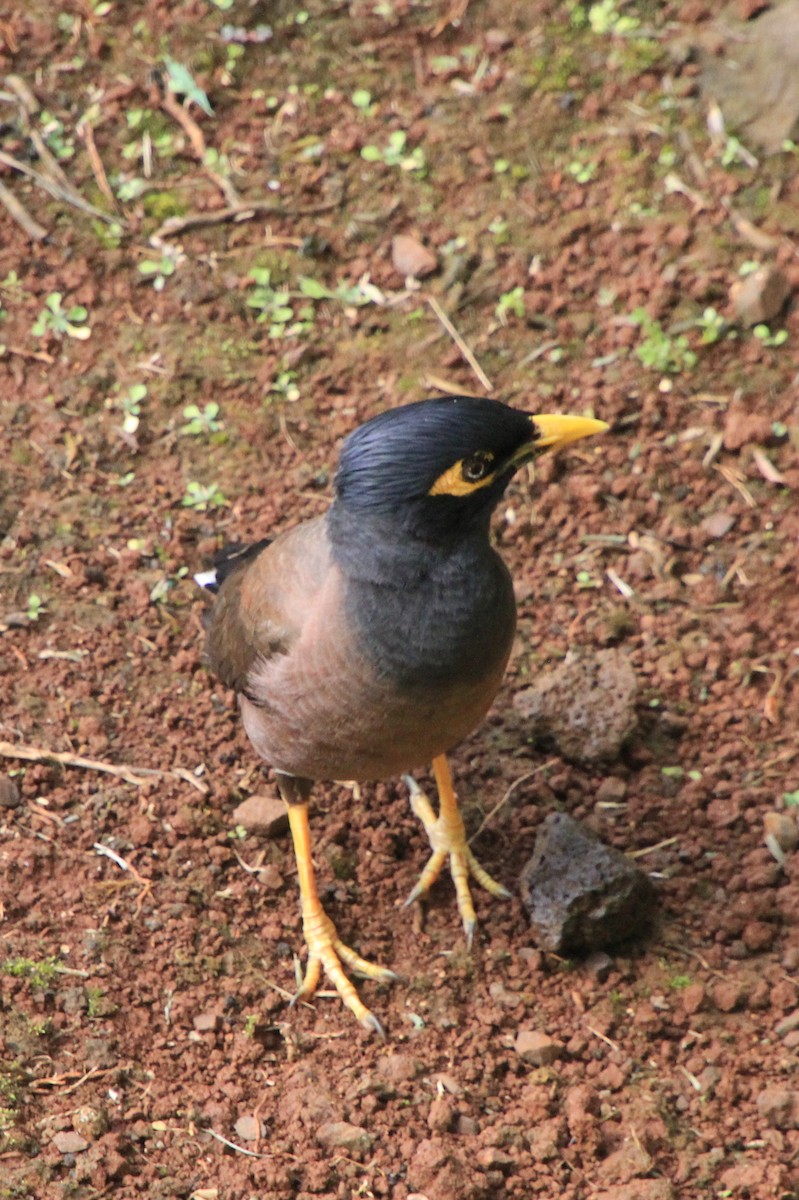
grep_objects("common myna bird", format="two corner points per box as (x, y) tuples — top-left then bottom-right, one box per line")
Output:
(196, 396), (606, 1032)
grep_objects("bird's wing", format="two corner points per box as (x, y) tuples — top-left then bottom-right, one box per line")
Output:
(204, 515), (331, 697)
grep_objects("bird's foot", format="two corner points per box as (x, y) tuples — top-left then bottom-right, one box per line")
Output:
(403, 775), (511, 946)
(294, 897), (397, 1035)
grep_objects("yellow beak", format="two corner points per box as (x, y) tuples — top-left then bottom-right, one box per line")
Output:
(530, 413), (609, 452)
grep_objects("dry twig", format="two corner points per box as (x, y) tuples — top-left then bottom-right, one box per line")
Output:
(0, 739), (208, 793)
(426, 295), (492, 391)
(0, 178), (48, 239)
(469, 759), (559, 845)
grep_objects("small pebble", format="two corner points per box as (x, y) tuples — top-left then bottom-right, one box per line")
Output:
(756, 1086), (799, 1130)
(231, 794), (288, 837)
(316, 1120), (373, 1154)
(514, 1029), (563, 1065)
(731, 264), (790, 326)
(391, 234), (437, 279)
(193, 1011), (222, 1033)
(53, 1130), (89, 1154)
(234, 1115), (264, 1141)
(701, 511), (736, 539)
(764, 810), (798, 856)
(0, 775), (21, 807)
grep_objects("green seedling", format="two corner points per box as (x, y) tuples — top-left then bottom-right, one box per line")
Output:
(181, 481), (227, 511)
(567, 156), (597, 184)
(139, 254), (177, 291)
(297, 275), (380, 308)
(26, 593), (45, 622)
(753, 324), (788, 348)
(270, 370), (300, 403)
(32, 293), (90, 340)
(150, 566), (188, 604)
(181, 402), (223, 435)
(586, 0), (640, 35)
(361, 129), (426, 173)
(163, 57), (213, 116)
(695, 307), (730, 345)
(495, 286), (525, 323)
(351, 89), (376, 115)
(39, 110), (74, 160)
(107, 383), (147, 435)
(630, 308), (697, 373)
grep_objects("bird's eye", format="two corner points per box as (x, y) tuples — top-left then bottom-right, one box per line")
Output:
(461, 452), (493, 483)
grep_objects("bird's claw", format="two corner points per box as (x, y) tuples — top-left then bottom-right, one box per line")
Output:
(404, 775), (510, 940)
(295, 900), (394, 1033)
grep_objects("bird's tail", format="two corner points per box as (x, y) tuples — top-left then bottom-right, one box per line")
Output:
(193, 538), (272, 594)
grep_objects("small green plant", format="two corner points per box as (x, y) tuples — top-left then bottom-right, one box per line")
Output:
(783, 789), (799, 807)
(222, 40), (244, 81)
(269, 370), (300, 403)
(39, 110), (75, 160)
(150, 566), (188, 603)
(181, 402), (223, 435)
(694, 307), (730, 345)
(246, 267), (293, 327)
(139, 253), (177, 292)
(629, 308), (697, 373)
(181, 481), (227, 511)
(753, 323), (788, 348)
(720, 134), (757, 169)
(495, 286), (525, 324)
(298, 274), (380, 308)
(107, 383), (147, 435)
(3, 956), (60, 989)
(351, 88), (376, 115)
(0, 269), (25, 298)
(163, 57), (213, 116)
(243, 1013), (258, 1036)
(575, 569), (600, 590)
(246, 269), (315, 337)
(86, 986), (117, 1018)
(587, 0), (640, 35)
(26, 593), (45, 622)
(361, 129), (426, 173)
(122, 108), (175, 164)
(567, 156), (598, 184)
(32, 293), (90, 340)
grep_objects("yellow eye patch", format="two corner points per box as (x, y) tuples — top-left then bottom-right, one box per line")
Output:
(429, 453), (498, 497)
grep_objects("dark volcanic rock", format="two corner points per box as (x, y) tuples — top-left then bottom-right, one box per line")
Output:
(520, 813), (656, 953)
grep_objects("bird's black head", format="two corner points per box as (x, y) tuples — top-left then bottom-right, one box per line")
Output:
(333, 396), (604, 543)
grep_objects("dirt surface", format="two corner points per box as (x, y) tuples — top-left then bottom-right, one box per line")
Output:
(1, 3), (799, 1198)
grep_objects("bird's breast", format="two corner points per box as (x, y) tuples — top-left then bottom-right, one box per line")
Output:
(241, 548), (516, 781)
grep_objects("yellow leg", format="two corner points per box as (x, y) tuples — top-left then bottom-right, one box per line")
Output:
(404, 754), (511, 945)
(285, 799), (396, 1034)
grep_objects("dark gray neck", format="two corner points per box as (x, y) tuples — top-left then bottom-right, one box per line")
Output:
(326, 505), (516, 689)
